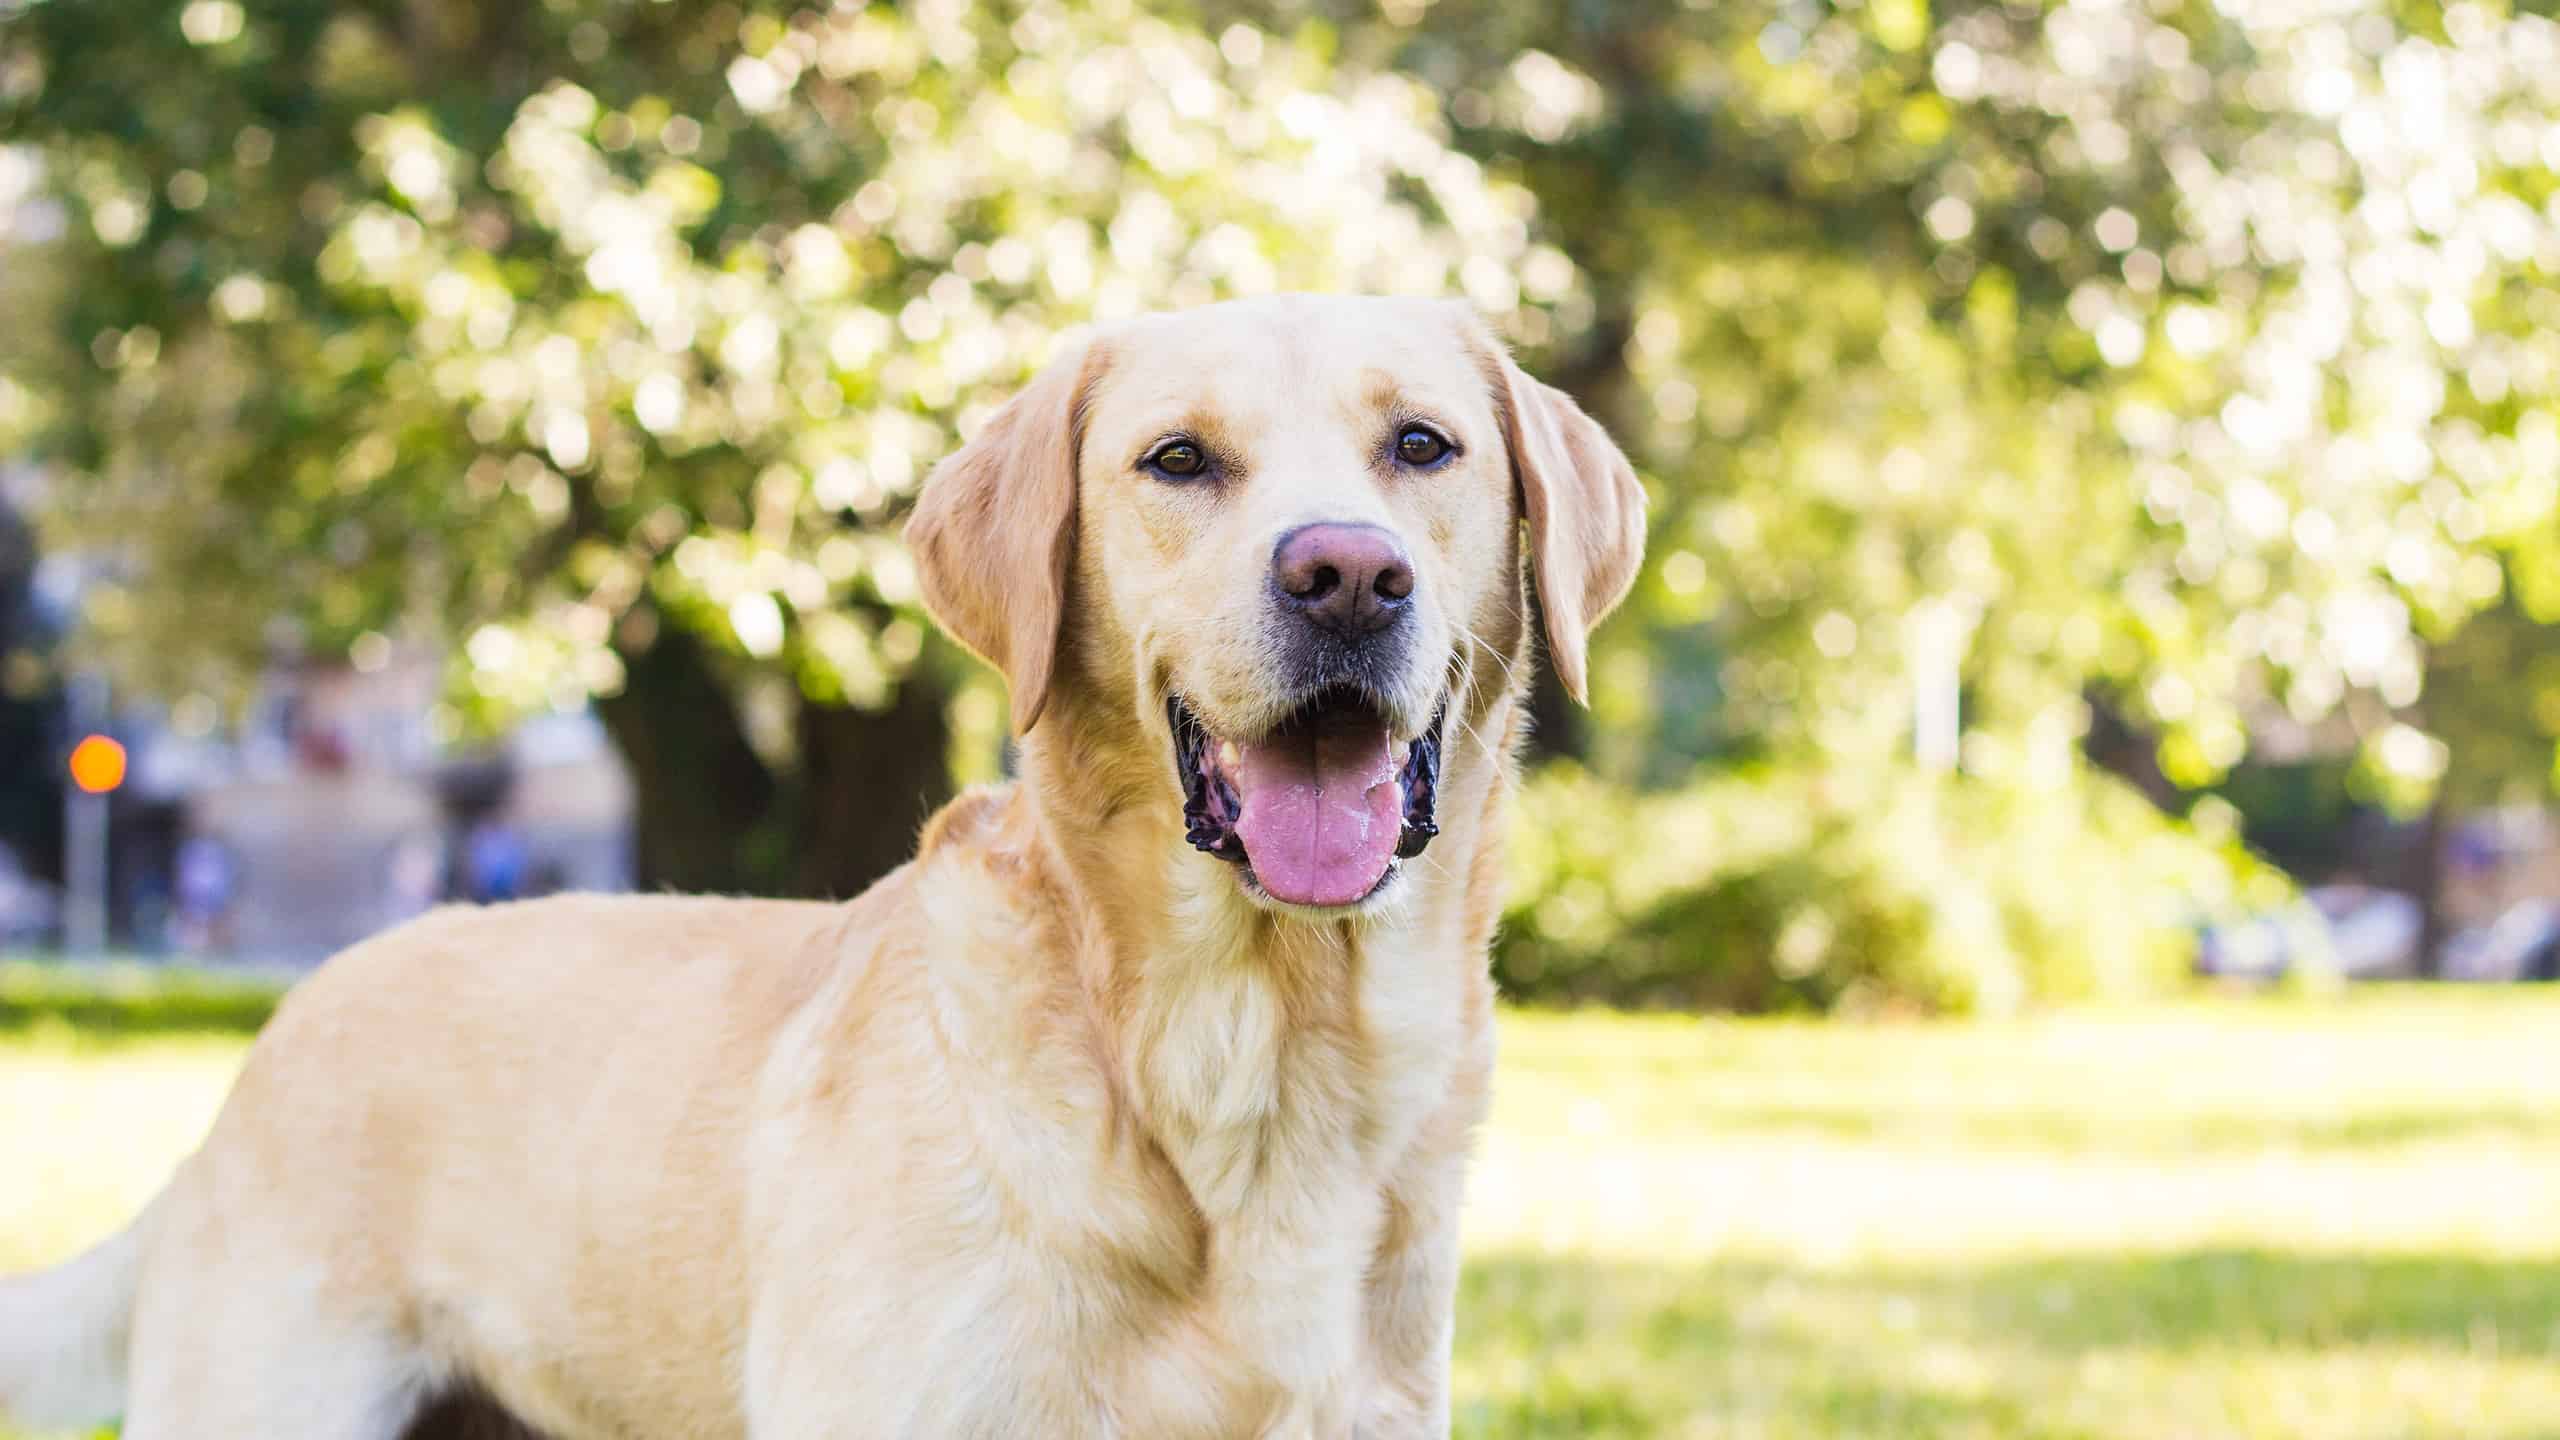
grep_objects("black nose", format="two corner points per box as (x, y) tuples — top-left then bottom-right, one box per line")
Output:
(1272, 523), (1415, 638)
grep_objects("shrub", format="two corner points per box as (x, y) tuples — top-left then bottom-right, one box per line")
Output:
(1496, 758), (2273, 1014)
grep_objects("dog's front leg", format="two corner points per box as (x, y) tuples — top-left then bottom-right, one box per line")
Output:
(1349, 1204), (1460, 1438)
(1350, 1083), (1480, 1438)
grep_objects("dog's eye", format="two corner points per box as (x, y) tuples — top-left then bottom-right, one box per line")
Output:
(1147, 441), (1208, 479)
(1395, 427), (1452, 467)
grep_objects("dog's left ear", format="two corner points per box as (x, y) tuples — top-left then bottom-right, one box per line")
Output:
(1487, 339), (1648, 704)
(906, 338), (1104, 736)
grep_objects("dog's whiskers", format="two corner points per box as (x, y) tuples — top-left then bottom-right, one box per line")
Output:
(1452, 617), (1527, 695)
(1440, 617), (1528, 761)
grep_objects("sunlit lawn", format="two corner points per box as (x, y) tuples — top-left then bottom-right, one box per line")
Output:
(7, 990), (2560, 1437)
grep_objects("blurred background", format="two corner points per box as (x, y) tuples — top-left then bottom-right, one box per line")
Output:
(3, 0), (2559, 1435)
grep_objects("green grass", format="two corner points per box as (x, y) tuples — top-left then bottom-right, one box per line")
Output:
(6, 988), (2560, 1436)
(1458, 995), (2560, 1438)
(0, 961), (286, 1037)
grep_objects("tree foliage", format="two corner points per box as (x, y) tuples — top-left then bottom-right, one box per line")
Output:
(1268, 0), (2560, 1004)
(6, 0), (2558, 1003)
(1, 0), (1560, 893)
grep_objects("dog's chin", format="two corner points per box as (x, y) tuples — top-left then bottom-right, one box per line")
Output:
(1168, 686), (1446, 914)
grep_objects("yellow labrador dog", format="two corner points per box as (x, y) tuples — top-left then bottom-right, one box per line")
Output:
(0, 293), (1643, 1439)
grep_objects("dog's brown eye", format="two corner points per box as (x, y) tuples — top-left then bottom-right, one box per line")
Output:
(1149, 441), (1207, 478)
(1396, 427), (1451, 467)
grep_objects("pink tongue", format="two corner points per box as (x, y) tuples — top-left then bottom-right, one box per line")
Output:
(1231, 716), (1403, 907)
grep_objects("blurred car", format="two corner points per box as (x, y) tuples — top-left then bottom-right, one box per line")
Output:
(2196, 899), (2317, 980)
(2315, 885), (2427, 978)
(2197, 884), (2422, 981)
(0, 848), (61, 945)
(2441, 900), (2560, 984)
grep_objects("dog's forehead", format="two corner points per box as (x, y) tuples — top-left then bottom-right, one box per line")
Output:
(1087, 296), (1493, 439)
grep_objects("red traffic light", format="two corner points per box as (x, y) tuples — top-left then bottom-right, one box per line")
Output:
(68, 735), (128, 795)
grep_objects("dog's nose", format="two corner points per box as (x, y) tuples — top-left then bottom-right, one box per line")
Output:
(1272, 523), (1415, 637)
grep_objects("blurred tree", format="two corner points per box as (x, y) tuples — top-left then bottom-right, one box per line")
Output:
(1290, 0), (2560, 1004)
(1267, 0), (2560, 788)
(0, 209), (65, 890)
(8, 0), (2557, 1002)
(0, 0), (1559, 896)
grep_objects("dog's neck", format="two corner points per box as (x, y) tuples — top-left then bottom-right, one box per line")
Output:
(978, 677), (1516, 1413)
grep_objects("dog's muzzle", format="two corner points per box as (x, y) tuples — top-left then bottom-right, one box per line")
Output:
(1170, 689), (1446, 907)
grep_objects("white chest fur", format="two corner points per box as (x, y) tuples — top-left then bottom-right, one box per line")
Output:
(1122, 895), (1467, 1434)
(746, 864), (1470, 1439)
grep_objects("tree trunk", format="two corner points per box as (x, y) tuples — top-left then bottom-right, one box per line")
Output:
(2409, 786), (2453, 981)
(2407, 646), (2463, 981)
(595, 619), (955, 900)
(595, 625), (778, 895)
(787, 671), (955, 899)
(2081, 690), (2184, 814)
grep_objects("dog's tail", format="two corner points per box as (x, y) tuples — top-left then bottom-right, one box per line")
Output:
(0, 1204), (150, 1432)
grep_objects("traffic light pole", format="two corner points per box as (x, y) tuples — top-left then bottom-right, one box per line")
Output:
(64, 669), (108, 955)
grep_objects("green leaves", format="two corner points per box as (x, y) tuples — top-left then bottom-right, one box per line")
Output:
(12, 0), (2560, 995)
(11, 0), (1568, 735)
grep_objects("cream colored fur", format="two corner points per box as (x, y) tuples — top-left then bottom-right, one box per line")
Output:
(0, 294), (1643, 1439)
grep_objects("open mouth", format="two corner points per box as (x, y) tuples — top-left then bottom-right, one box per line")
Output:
(1170, 686), (1446, 909)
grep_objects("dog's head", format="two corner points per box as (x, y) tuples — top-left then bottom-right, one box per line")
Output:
(908, 294), (1644, 913)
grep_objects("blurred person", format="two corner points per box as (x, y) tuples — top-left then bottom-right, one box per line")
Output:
(170, 833), (235, 955)
(461, 818), (528, 906)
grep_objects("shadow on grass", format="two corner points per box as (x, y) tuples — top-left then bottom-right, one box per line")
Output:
(1454, 1248), (2560, 1439)
(7, 1251), (2553, 1439)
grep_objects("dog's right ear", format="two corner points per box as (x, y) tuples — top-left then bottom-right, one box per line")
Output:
(906, 337), (1105, 736)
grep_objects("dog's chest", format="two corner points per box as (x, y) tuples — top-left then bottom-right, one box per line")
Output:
(749, 905), (1462, 1436)
(1110, 937), (1460, 1422)
(1138, 959), (1321, 1209)
(1133, 922), (1460, 1203)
